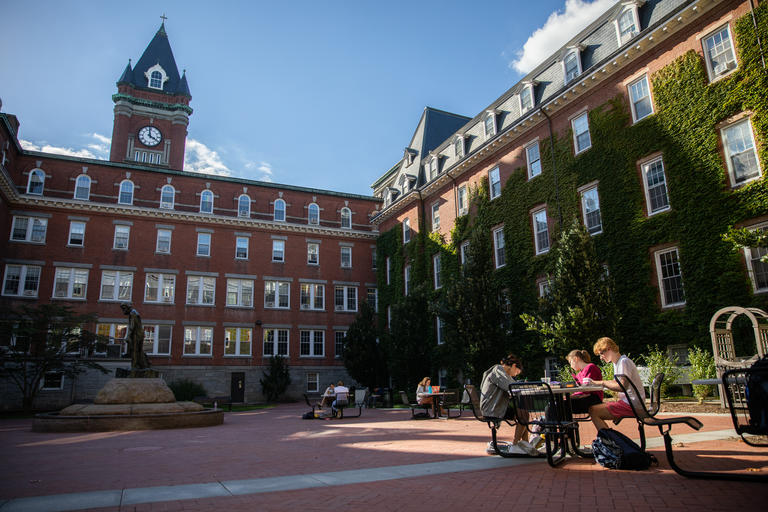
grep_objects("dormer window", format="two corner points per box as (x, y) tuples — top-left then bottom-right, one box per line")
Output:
(454, 135), (465, 158)
(615, 1), (644, 45)
(563, 46), (584, 84)
(145, 64), (169, 91)
(427, 155), (439, 180)
(484, 111), (497, 139)
(519, 83), (536, 114)
(26, 169), (45, 195)
(404, 148), (416, 166)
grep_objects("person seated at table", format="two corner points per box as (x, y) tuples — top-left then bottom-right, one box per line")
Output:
(332, 380), (350, 417)
(319, 383), (335, 408)
(566, 349), (604, 415)
(416, 377), (443, 415)
(584, 337), (645, 431)
(480, 354), (540, 455)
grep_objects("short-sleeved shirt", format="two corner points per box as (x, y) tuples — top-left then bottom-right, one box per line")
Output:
(614, 355), (645, 404)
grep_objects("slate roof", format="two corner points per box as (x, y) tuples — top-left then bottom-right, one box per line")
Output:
(117, 23), (190, 97)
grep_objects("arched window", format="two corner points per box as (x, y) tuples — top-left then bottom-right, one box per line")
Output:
(74, 174), (91, 200)
(118, 180), (134, 205)
(238, 194), (251, 218)
(160, 185), (175, 209)
(308, 203), (319, 225)
(274, 198), (286, 222)
(26, 169), (44, 195)
(340, 207), (352, 229)
(150, 71), (163, 89)
(200, 190), (213, 214)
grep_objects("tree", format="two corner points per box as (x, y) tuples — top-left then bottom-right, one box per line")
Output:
(342, 301), (386, 389)
(0, 303), (109, 412)
(723, 227), (768, 262)
(386, 283), (435, 392)
(260, 355), (291, 402)
(521, 218), (620, 358)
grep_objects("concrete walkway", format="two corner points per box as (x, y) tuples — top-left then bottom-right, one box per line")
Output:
(1, 405), (766, 512)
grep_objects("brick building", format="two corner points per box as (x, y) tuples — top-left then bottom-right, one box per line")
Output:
(0, 23), (380, 409)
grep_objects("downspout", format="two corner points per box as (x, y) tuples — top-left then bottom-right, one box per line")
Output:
(540, 108), (563, 231)
(748, 0), (766, 70)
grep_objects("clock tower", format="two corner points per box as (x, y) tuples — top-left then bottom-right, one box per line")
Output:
(110, 22), (192, 171)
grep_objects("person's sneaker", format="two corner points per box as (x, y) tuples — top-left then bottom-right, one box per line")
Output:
(506, 443), (530, 455)
(529, 435), (544, 450)
(516, 440), (540, 456)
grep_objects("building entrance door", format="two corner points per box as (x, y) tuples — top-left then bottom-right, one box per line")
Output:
(231, 372), (245, 403)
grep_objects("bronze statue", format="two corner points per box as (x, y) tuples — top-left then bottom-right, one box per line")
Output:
(121, 303), (150, 370)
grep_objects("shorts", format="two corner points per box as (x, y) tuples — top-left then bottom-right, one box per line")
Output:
(606, 400), (635, 418)
(570, 394), (602, 415)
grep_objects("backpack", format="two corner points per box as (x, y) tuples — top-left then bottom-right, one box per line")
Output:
(592, 428), (657, 470)
(746, 356), (768, 433)
(302, 411), (314, 419)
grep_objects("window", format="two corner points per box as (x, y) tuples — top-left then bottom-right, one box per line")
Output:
(335, 331), (346, 358)
(68, 221), (85, 246)
(184, 326), (213, 356)
(97, 323), (127, 351)
(431, 202), (440, 231)
(386, 257), (391, 285)
(118, 180), (134, 205)
(454, 136), (464, 158)
(538, 278), (551, 298)
(616, 6), (640, 45)
(580, 185), (602, 235)
(436, 317), (445, 345)
(703, 25), (737, 81)
(53, 267), (88, 299)
(307, 372), (320, 392)
(113, 225), (130, 250)
(334, 285), (357, 312)
(372, 250), (377, 270)
(746, 246), (768, 293)
(340, 207), (352, 229)
(433, 254), (442, 289)
(264, 280), (290, 309)
(274, 198), (286, 222)
(489, 167), (501, 200)
(11, 216), (47, 243)
(100, 270), (133, 301)
(144, 273), (175, 303)
(264, 328), (289, 356)
(225, 327), (252, 356)
(160, 185), (175, 209)
(722, 118), (761, 186)
(143, 325), (172, 355)
(197, 233), (211, 257)
(238, 195), (251, 218)
(403, 218), (411, 243)
(272, 239), (285, 262)
(458, 185), (468, 215)
(642, 157), (670, 215)
(520, 85), (534, 114)
(387, 306), (391, 330)
(300, 330), (325, 357)
(564, 51), (581, 84)
(156, 229), (172, 254)
(235, 236), (249, 259)
(149, 70), (163, 89)
(628, 75), (653, 122)
(308, 203), (319, 225)
(493, 227), (506, 268)
(572, 112), (591, 154)
(404, 265), (411, 295)
(2, 264), (41, 297)
(484, 112), (496, 138)
(340, 246), (352, 268)
(526, 141), (541, 179)
(460, 241), (470, 266)
(74, 175), (91, 200)
(200, 190), (213, 214)
(26, 169), (44, 195)
(532, 209), (550, 255)
(307, 242), (319, 265)
(226, 278), (254, 307)
(655, 247), (685, 307)
(366, 287), (377, 312)
(427, 157), (438, 180)
(186, 276), (215, 305)
(41, 372), (64, 390)
(300, 283), (325, 310)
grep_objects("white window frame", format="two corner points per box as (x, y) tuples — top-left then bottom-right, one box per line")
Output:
(744, 224), (768, 294)
(334, 331), (346, 359)
(458, 185), (468, 215)
(628, 74), (654, 123)
(493, 226), (506, 269)
(572, 112), (591, 154)
(519, 84), (535, 114)
(436, 317), (445, 345)
(386, 257), (391, 285)
(144, 273), (175, 304)
(489, 166), (501, 200)
(300, 283), (325, 310)
(334, 285), (358, 312)
(404, 265), (411, 295)
(433, 254), (442, 289)
(340, 207), (352, 229)
(52, 267), (88, 300)
(143, 324), (172, 355)
(41, 372), (64, 390)
(454, 135), (465, 158)
(274, 198), (286, 222)
(655, 247), (686, 308)
(186, 275), (216, 306)
(537, 277), (551, 298)
(2, 264), (41, 297)
(200, 190), (214, 214)
(197, 233), (211, 257)
(340, 246), (352, 268)
(366, 287), (378, 312)
(99, 270), (133, 302)
(300, 330), (325, 357)
(525, 140), (542, 179)
(160, 185), (175, 210)
(307, 242), (319, 265)
(264, 280), (290, 309)
(308, 203), (320, 225)
(183, 326), (213, 356)
(427, 156), (438, 180)
(235, 236), (249, 260)
(403, 218), (411, 244)
(272, 239), (285, 262)
(615, 4), (641, 46)
(226, 278), (254, 308)
(74, 174), (91, 200)
(532, 208), (550, 255)
(156, 229), (172, 254)
(263, 328), (289, 356)
(702, 24), (738, 82)
(579, 184), (603, 235)
(26, 169), (45, 195)
(238, 194), (251, 218)
(68, 221), (86, 247)
(431, 202), (441, 231)
(224, 327), (252, 357)
(118, 180), (134, 205)
(484, 111), (497, 139)
(721, 118), (762, 187)
(563, 49), (582, 84)
(460, 241), (470, 266)
(113, 225), (130, 250)
(641, 156), (670, 216)
(10, 216), (47, 243)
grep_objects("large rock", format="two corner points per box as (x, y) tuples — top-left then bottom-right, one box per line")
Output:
(94, 378), (176, 404)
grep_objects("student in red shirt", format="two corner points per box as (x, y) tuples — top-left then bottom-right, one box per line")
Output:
(566, 349), (604, 414)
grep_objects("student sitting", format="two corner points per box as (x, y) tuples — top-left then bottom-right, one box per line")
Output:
(566, 349), (603, 415)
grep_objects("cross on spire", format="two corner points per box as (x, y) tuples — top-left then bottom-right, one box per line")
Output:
(160, 13), (168, 23)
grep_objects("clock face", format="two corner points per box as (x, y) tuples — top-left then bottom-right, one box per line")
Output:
(138, 126), (162, 147)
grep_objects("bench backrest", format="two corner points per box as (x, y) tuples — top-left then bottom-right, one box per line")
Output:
(335, 392), (349, 407)
(463, 384), (484, 421)
(354, 388), (368, 406)
(399, 390), (411, 405)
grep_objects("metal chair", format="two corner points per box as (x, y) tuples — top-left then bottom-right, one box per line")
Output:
(439, 388), (463, 418)
(399, 391), (432, 418)
(462, 384), (529, 458)
(722, 365), (768, 447)
(613, 372), (663, 450)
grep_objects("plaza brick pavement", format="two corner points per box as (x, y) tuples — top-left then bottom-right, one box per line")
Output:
(1, 404), (767, 511)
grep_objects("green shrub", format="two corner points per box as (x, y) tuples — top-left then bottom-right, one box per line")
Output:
(168, 379), (207, 401)
(599, 359), (615, 398)
(642, 345), (682, 397)
(260, 355), (291, 402)
(688, 346), (716, 402)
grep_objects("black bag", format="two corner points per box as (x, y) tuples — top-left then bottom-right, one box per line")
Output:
(747, 356), (768, 433)
(592, 428), (657, 470)
(302, 411), (314, 419)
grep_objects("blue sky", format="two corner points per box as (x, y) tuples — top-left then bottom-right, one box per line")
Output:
(1, 0), (617, 196)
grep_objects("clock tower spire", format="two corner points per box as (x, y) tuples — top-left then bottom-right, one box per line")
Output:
(109, 20), (192, 170)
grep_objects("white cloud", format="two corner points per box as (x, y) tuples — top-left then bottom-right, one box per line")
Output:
(184, 138), (232, 176)
(244, 160), (274, 182)
(510, 0), (618, 74)
(19, 133), (111, 160)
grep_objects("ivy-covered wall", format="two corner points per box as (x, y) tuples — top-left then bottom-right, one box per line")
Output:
(376, 4), (768, 372)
